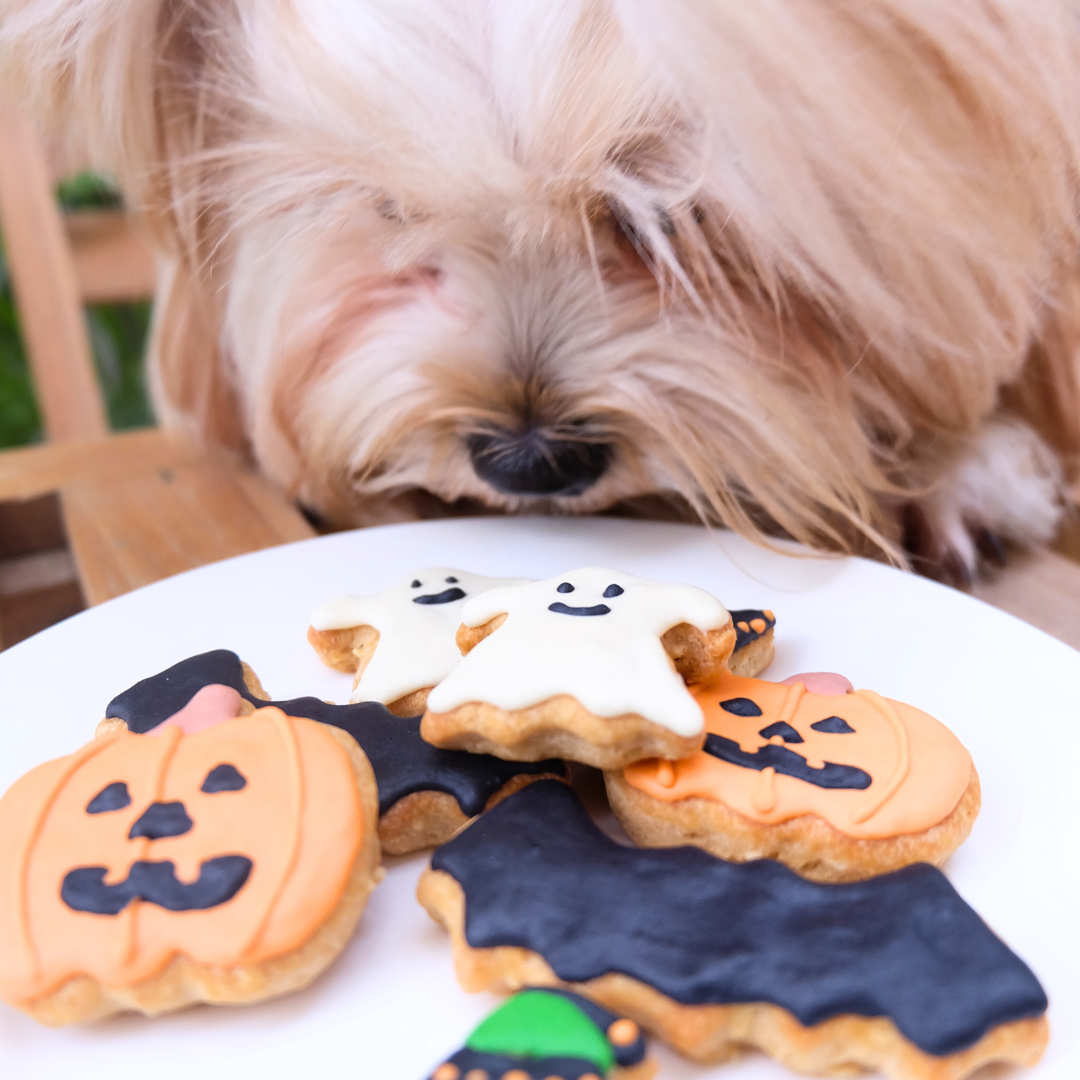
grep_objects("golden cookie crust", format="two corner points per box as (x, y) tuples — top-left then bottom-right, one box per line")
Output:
(21, 727), (383, 1025)
(604, 764), (981, 883)
(726, 627), (775, 678)
(417, 868), (1048, 1080)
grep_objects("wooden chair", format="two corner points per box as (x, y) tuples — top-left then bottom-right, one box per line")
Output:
(0, 101), (314, 648)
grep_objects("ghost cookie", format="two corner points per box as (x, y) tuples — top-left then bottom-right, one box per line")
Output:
(606, 671), (980, 882)
(308, 568), (529, 715)
(427, 987), (654, 1080)
(422, 568), (737, 769)
(101, 650), (564, 855)
(0, 706), (381, 1024)
(418, 780), (1048, 1080)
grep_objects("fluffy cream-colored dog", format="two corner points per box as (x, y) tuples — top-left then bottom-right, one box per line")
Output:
(3, 0), (1079, 577)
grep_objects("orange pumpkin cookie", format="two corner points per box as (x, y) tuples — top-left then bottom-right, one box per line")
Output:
(0, 707), (381, 1024)
(606, 672), (978, 882)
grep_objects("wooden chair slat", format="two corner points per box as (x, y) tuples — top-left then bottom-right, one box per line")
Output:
(0, 103), (109, 442)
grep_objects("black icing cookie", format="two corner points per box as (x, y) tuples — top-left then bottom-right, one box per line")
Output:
(728, 608), (775, 652)
(105, 650), (563, 819)
(430, 780), (1047, 1058)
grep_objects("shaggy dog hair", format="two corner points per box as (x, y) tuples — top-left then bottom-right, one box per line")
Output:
(3, 0), (1079, 576)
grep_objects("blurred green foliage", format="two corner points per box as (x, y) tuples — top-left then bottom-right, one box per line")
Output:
(0, 172), (153, 449)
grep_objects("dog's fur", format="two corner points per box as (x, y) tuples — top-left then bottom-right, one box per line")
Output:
(4, 0), (1080, 574)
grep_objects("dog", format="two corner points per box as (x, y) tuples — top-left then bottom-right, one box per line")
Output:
(3, 0), (1079, 579)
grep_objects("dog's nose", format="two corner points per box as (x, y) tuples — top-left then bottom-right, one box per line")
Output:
(467, 426), (611, 497)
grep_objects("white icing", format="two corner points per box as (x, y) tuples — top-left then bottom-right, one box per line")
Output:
(310, 568), (531, 706)
(425, 567), (730, 736)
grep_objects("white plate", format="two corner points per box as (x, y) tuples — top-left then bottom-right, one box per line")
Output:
(0, 516), (1077, 1079)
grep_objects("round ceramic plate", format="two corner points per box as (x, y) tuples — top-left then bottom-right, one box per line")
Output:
(0, 517), (1076, 1079)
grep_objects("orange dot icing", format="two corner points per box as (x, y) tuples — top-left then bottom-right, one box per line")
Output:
(433, 1064), (461, 1080)
(0, 709), (363, 1006)
(607, 1017), (639, 1045)
(749, 618), (766, 633)
(622, 673), (972, 839)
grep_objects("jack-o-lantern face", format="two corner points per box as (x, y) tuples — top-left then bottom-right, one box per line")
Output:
(0, 709), (363, 1006)
(622, 673), (972, 838)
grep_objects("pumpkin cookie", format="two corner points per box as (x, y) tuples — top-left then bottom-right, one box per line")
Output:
(606, 671), (979, 882)
(418, 780), (1048, 1080)
(100, 650), (564, 855)
(422, 568), (737, 769)
(0, 706), (381, 1024)
(426, 987), (655, 1080)
(308, 567), (529, 715)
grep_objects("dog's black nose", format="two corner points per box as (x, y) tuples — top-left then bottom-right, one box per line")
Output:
(467, 427), (611, 497)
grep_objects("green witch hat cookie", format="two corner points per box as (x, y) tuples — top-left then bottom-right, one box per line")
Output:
(427, 987), (653, 1080)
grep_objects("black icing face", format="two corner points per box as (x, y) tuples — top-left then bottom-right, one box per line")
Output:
(411, 574), (467, 606)
(62, 765), (253, 915)
(547, 579), (625, 617)
(705, 698), (870, 789)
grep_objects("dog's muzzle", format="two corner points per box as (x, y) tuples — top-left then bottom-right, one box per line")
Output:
(467, 426), (611, 497)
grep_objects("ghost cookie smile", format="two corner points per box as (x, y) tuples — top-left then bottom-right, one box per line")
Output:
(422, 568), (737, 770)
(308, 568), (529, 715)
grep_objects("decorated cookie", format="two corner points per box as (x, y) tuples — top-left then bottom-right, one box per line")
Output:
(427, 987), (654, 1080)
(726, 608), (776, 677)
(0, 706), (381, 1024)
(418, 780), (1048, 1080)
(308, 568), (529, 714)
(101, 651), (564, 855)
(422, 568), (737, 769)
(606, 671), (979, 882)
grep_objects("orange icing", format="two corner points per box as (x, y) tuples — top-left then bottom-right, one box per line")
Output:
(0, 708), (363, 1005)
(622, 673), (972, 839)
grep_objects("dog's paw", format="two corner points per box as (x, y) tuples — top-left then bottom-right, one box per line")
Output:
(905, 419), (1064, 586)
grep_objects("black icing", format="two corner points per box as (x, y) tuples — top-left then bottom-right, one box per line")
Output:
(413, 587), (466, 605)
(127, 801), (193, 840)
(557, 582), (575, 593)
(61, 856), (252, 915)
(435, 1049), (603, 1080)
(758, 720), (803, 744)
(445, 576), (459, 583)
(201, 763), (248, 793)
(411, 579), (422, 588)
(602, 583), (624, 598)
(86, 782), (131, 814)
(729, 608), (776, 651)
(720, 697), (763, 717)
(105, 651), (563, 817)
(812, 716), (856, 734)
(548, 602), (611, 617)
(704, 734), (872, 790)
(432, 781), (1048, 1057)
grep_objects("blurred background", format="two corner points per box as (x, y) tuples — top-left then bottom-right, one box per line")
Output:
(0, 171), (151, 450)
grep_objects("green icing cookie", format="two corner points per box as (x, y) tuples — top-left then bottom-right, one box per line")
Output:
(465, 990), (615, 1073)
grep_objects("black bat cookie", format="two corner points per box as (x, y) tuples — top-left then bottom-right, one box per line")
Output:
(430, 779), (1047, 1059)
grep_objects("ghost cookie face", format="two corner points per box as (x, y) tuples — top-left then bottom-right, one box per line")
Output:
(308, 568), (529, 715)
(607, 672), (979, 882)
(427, 987), (655, 1080)
(422, 568), (737, 769)
(0, 708), (381, 1024)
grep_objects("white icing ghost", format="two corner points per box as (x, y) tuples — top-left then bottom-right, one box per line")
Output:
(310, 568), (530, 706)
(425, 567), (731, 735)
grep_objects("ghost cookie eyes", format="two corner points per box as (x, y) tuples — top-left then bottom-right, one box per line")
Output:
(608, 671), (980, 882)
(0, 709), (382, 1025)
(422, 567), (739, 770)
(307, 567), (530, 715)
